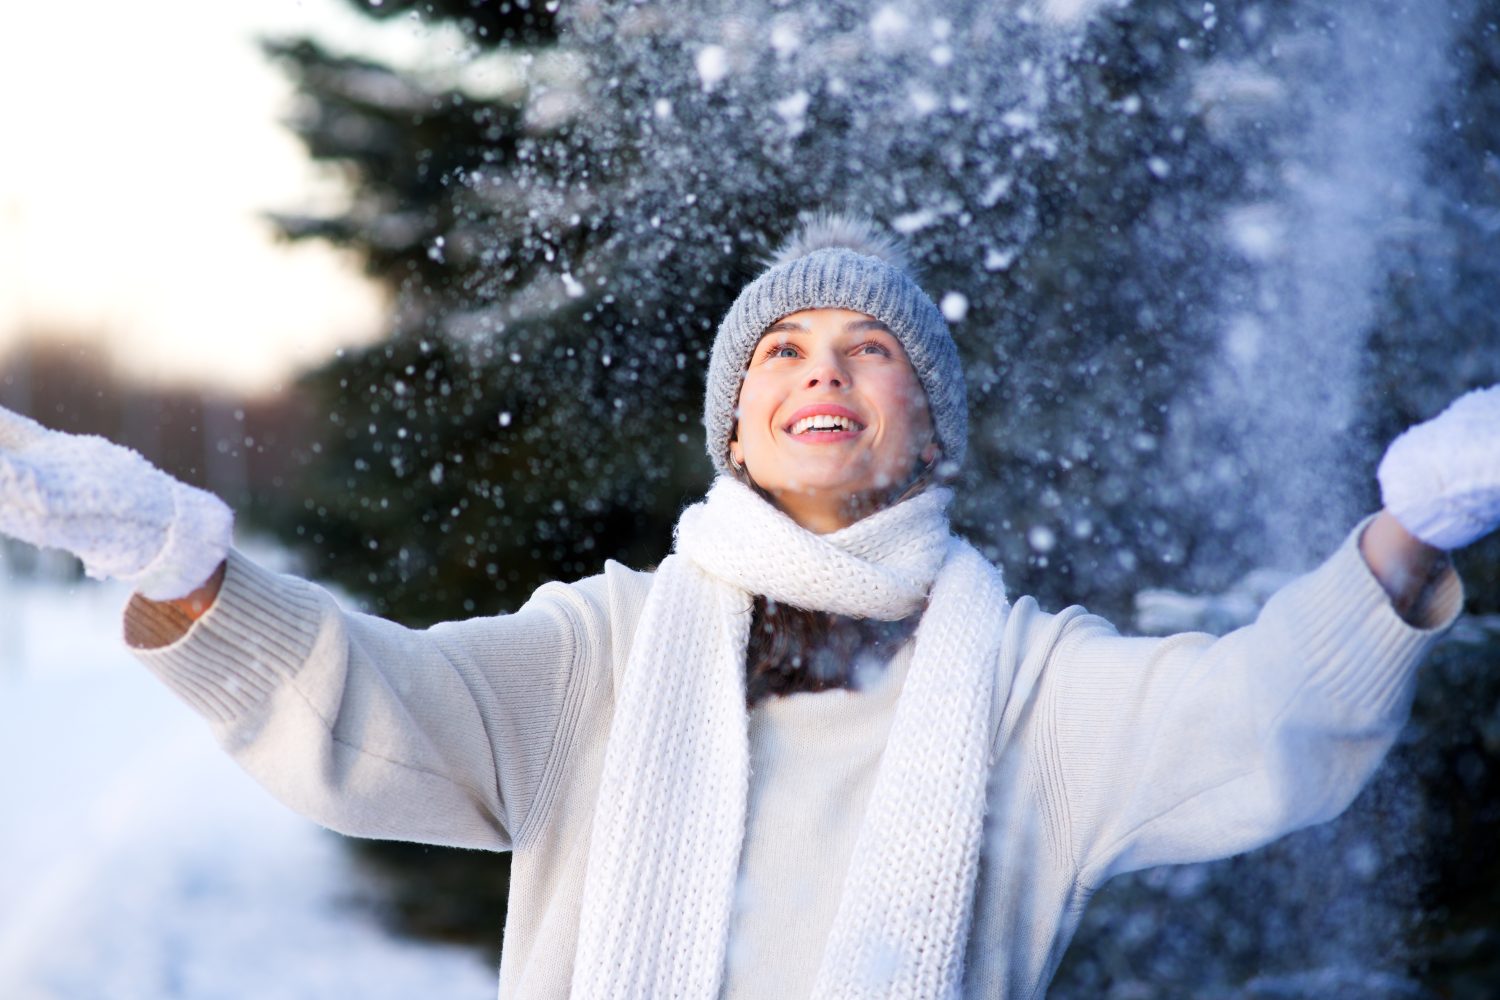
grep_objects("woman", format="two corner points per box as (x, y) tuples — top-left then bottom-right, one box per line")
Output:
(0, 214), (1493, 998)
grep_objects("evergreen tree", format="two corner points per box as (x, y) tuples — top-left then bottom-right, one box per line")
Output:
(263, 0), (1278, 626)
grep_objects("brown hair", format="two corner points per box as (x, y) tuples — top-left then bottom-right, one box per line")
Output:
(730, 459), (940, 707)
(743, 597), (921, 706)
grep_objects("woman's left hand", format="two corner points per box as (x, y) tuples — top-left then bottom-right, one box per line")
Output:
(1379, 384), (1500, 551)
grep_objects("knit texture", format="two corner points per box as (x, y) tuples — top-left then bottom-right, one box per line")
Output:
(1378, 384), (1500, 549)
(704, 223), (967, 475)
(569, 478), (1008, 999)
(0, 404), (231, 600)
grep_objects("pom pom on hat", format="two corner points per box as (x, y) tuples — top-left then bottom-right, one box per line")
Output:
(765, 210), (914, 274)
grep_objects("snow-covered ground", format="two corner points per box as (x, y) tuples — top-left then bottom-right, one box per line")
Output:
(0, 561), (498, 1000)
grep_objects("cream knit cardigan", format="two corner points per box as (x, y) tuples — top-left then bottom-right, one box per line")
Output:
(126, 516), (1463, 998)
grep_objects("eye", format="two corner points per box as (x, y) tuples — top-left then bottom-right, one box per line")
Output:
(855, 340), (892, 356)
(762, 341), (799, 360)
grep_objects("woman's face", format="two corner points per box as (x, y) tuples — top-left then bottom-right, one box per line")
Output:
(729, 307), (937, 533)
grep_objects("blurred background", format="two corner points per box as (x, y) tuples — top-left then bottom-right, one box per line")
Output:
(2, 0), (1498, 996)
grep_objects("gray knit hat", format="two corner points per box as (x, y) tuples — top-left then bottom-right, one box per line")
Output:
(704, 213), (968, 475)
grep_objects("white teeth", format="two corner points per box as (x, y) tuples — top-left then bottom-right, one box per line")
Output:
(791, 414), (859, 435)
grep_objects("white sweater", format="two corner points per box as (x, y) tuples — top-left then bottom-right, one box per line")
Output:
(124, 521), (1461, 998)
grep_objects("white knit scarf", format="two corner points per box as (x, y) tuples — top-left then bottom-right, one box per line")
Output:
(571, 477), (1012, 999)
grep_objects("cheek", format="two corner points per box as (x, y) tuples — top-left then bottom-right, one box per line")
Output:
(735, 379), (776, 431)
(887, 379), (931, 434)
(881, 393), (935, 462)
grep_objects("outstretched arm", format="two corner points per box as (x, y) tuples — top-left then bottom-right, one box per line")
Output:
(122, 548), (617, 852)
(0, 405), (617, 851)
(1039, 527), (1462, 888)
(1038, 385), (1497, 884)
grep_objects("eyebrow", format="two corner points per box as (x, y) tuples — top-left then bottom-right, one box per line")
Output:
(761, 318), (895, 336)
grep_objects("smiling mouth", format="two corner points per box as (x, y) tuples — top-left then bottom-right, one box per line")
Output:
(788, 414), (865, 435)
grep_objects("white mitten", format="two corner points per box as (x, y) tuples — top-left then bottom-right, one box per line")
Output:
(1378, 385), (1500, 550)
(0, 405), (232, 599)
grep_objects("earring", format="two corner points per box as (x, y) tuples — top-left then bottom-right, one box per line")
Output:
(920, 446), (943, 479)
(730, 452), (745, 472)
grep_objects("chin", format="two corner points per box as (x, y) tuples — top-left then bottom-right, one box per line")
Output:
(781, 481), (884, 511)
(777, 468), (871, 494)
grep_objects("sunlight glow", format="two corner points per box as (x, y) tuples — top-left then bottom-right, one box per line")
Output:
(0, 1), (465, 392)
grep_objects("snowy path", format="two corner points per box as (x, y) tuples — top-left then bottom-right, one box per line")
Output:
(0, 570), (497, 1000)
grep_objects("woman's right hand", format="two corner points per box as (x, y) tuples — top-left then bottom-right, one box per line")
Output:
(0, 404), (233, 601)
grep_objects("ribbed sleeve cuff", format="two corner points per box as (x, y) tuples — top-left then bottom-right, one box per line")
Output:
(125, 549), (325, 725)
(1279, 516), (1464, 718)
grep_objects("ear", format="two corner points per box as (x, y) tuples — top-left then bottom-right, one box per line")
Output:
(729, 441), (744, 467)
(920, 441), (941, 466)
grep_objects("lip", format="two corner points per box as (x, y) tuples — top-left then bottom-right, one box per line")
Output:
(782, 403), (865, 433)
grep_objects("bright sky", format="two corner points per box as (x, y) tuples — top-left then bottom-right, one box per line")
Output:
(0, 1), (474, 393)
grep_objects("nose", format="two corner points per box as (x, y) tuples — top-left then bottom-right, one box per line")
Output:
(805, 351), (850, 389)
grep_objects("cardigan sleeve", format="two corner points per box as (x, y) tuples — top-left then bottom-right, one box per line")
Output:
(1030, 519), (1464, 888)
(123, 548), (620, 852)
